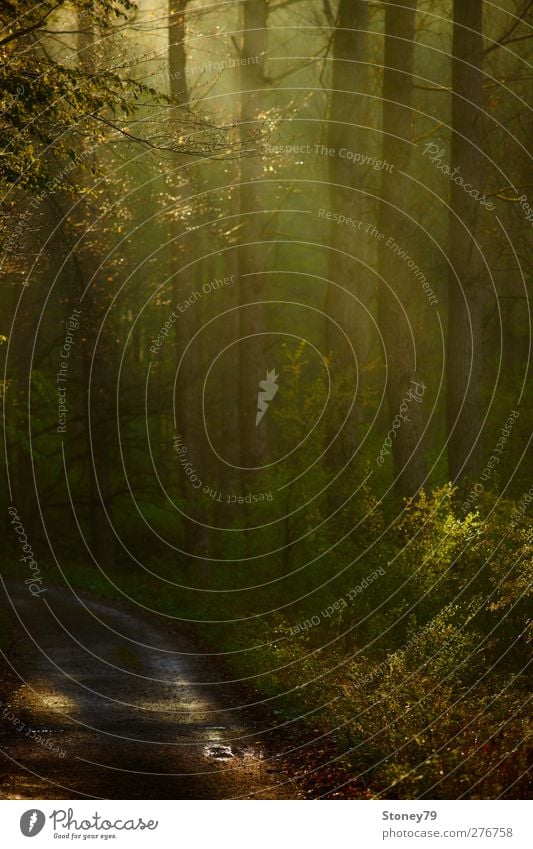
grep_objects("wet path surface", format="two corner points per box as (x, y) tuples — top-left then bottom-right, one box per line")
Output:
(0, 584), (302, 799)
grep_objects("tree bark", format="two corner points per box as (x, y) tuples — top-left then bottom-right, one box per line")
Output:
(378, 0), (426, 497)
(77, 15), (116, 569)
(447, 0), (484, 482)
(168, 0), (210, 568)
(238, 0), (269, 469)
(325, 0), (374, 466)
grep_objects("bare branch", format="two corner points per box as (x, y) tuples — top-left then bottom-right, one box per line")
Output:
(484, 0), (533, 55)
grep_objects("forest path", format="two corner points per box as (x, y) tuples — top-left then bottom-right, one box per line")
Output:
(0, 583), (301, 799)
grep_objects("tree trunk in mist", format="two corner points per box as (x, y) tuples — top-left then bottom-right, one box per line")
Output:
(168, 0), (187, 89)
(86, 311), (116, 572)
(65, 223), (116, 573)
(168, 0), (210, 568)
(325, 0), (373, 466)
(447, 0), (484, 482)
(168, 0), (188, 363)
(378, 0), (426, 497)
(9, 273), (42, 544)
(238, 0), (269, 469)
(77, 17), (116, 569)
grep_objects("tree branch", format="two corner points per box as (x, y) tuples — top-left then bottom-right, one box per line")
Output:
(484, 0), (533, 55)
(0, 2), (64, 47)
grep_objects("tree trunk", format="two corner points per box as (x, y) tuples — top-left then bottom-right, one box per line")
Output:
(168, 1), (210, 571)
(238, 0), (269, 469)
(8, 269), (42, 544)
(77, 15), (116, 569)
(447, 0), (484, 482)
(378, 0), (426, 497)
(325, 0), (374, 466)
(88, 343), (116, 571)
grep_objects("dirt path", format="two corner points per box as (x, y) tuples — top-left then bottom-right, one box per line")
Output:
(0, 583), (303, 799)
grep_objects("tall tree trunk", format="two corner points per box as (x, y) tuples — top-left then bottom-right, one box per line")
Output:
(168, 0), (188, 348)
(238, 0), (269, 469)
(168, 1), (210, 569)
(325, 0), (374, 467)
(76, 15), (116, 569)
(86, 312), (116, 571)
(447, 0), (484, 482)
(8, 264), (42, 544)
(378, 0), (426, 497)
(210, 185), (242, 558)
(168, 0), (187, 89)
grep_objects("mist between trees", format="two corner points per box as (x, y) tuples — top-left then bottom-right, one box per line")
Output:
(0, 0), (531, 800)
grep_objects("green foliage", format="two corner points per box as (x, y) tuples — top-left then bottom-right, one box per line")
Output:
(0, 1), (141, 196)
(1, 0), (530, 802)
(337, 603), (529, 798)
(190, 488), (531, 798)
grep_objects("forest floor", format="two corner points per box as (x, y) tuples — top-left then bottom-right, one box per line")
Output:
(0, 583), (318, 799)
(0, 585), (301, 799)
